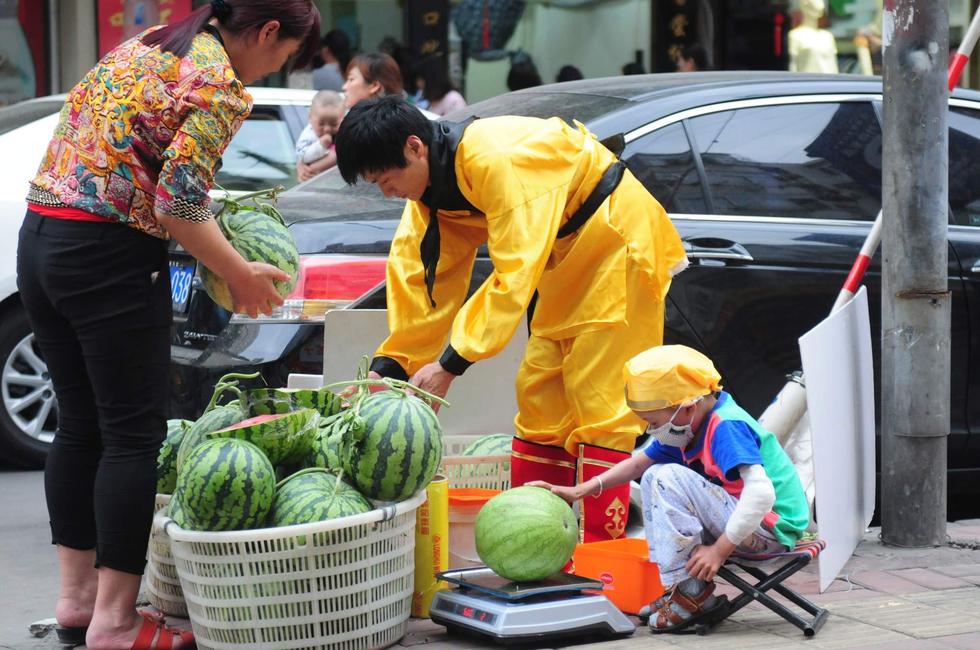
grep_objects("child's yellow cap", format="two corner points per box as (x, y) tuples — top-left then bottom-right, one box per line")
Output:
(624, 345), (722, 411)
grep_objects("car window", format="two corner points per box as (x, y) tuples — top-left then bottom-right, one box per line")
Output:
(689, 102), (883, 221)
(215, 108), (298, 192)
(622, 122), (706, 214)
(949, 107), (980, 227)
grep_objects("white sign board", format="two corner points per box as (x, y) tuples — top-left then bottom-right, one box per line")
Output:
(798, 286), (876, 592)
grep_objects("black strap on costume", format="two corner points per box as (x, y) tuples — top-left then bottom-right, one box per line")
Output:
(419, 117), (478, 308)
(526, 158), (627, 333)
(555, 160), (626, 239)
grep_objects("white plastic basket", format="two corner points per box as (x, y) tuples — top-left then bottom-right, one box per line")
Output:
(440, 434), (512, 491)
(164, 491), (426, 650)
(146, 494), (188, 617)
(440, 454), (511, 491)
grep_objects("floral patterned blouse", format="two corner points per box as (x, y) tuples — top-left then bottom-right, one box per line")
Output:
(28, 27), (252, 239)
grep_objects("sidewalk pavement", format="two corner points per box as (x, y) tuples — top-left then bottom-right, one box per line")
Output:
(19, 521), (980, 650)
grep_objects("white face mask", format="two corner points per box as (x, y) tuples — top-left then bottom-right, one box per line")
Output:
(647, 399), (700, 448)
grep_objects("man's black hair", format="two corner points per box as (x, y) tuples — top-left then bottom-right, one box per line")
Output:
(335, 96), (433, 185)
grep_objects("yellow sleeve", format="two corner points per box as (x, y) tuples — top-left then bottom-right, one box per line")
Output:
(371, 201), (486, 379)
(439, 155), (568, 373)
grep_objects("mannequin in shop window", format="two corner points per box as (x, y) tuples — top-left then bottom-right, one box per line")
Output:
(788, 0), (838, 74)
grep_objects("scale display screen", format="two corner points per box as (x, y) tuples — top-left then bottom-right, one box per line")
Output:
(443, 601), (497, 625)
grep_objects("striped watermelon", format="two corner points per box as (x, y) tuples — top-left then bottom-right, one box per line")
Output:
(460, 433), (513, 477)
(175, 373), (253, 471)
(208, 408), (318, 465)
(475, 486), (578, 582)
(199, 207), (299, 312)
(168, 488), (189, 528)
(248, 387), (345, 419)
(307, 414), (347, 470)
(271, 468), (372, 529)
(343, 390), (442, 502)
(175, 438), (276, 531)
(176, 404), (245, 471)
(157, 419), (192, 494)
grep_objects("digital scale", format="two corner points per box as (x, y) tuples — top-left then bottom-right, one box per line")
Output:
(429, 567), (635, 645)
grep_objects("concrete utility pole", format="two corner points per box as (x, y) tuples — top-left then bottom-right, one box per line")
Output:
(880, 0), (950, 547)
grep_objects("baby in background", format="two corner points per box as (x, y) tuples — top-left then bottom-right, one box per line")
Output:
(295, 90), (344, 166)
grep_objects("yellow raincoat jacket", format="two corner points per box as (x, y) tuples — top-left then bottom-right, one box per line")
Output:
(372, 116), (687, 453)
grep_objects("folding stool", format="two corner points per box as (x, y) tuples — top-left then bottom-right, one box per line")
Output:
(695, 538), (829, 637)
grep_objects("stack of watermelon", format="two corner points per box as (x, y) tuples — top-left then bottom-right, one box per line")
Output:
(155, 364), (447, 533)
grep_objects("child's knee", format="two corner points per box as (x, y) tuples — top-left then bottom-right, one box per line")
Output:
(642, 462), (691, 488)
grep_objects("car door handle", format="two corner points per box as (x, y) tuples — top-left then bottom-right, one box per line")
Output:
(683, 238), (754, 263)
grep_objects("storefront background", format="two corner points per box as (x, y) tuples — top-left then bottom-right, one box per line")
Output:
(1, 0), (977, 105)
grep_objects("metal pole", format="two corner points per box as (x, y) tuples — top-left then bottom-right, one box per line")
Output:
(47, 0), (60, 94)
(880, 0), (950, 547)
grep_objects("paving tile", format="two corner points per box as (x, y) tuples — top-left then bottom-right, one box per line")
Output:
(839, 640), (950, 650)
(904, 586), (980, 616)
(933, 631), (980, 649)
(848, 570), (931, 594)
(947, 524), (980, 539)
(650, 619), (808, 650)
(809, 587), (882, 605)
(930, 563), (980, 578)
(890, 568), (975, 590)
(826, 594), (980, 638)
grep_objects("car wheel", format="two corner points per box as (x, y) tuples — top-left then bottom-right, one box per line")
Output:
(0, 305), (56, 468)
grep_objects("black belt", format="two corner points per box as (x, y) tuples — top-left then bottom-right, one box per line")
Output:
(555, 160), (626, 239)
(527, 160), (627, 331)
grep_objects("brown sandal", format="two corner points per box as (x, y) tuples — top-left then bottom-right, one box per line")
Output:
(649, 581), (728, 634)
(637, 588), (672, 622)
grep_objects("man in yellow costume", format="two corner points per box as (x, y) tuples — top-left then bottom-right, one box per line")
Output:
(335, 96), (688, 542)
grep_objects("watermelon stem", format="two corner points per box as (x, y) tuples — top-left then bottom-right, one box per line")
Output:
(213, 186), (287, 226)
(323, 379), (451, 408)
(205, 371), (262, 412)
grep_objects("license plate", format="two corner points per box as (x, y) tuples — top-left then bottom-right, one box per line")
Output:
(169, 257), (196, 313)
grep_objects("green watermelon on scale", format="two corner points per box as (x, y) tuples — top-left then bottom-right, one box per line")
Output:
(200, 204), (299, 312)
(343, 390), (443, 502)
(175, 438), (276, 531)
(208, 408), (318, 466)
(475, 486), (578, 582)
(156, 419), (192, 494)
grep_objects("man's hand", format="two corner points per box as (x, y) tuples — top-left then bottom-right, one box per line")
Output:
(526, 480), (584, 504)
(409, 362), (455, 413)
(341, 370), (384, 400)
(685, 536), (737, 582)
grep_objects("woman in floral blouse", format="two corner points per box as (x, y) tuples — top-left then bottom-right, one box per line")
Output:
(16, 2), (319, 648)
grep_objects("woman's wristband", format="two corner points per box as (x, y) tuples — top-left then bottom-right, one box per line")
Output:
(592, 476), (604, 498)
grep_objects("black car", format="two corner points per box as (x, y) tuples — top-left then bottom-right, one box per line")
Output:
(168, 71), (980, 510)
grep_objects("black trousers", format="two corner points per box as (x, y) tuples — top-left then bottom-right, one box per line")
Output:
(17, 210), (171, 575)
